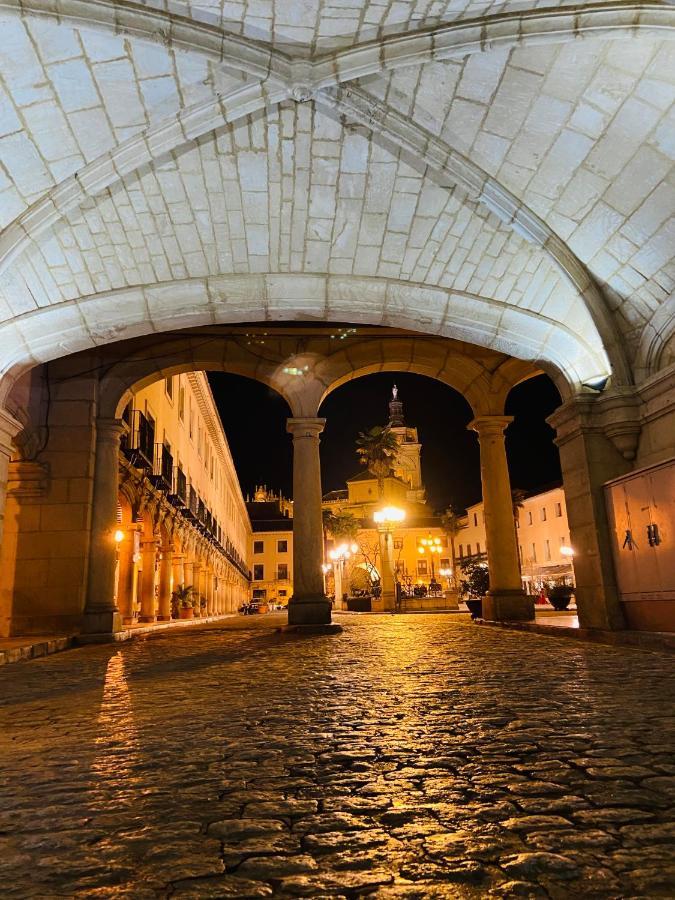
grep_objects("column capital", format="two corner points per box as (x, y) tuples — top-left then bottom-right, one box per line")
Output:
(0, 407), (22, 458)
(286, 417), (326, 438)
(468, 415), (514, 437)
(96, 416), (126, 445)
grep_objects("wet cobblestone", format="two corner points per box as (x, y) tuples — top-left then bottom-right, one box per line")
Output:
(0, 614), (674, 898)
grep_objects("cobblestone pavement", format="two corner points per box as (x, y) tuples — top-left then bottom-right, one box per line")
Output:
(1, 614), (674, 899)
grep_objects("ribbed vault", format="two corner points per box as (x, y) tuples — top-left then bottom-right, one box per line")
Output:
(0, 0), (673, 397)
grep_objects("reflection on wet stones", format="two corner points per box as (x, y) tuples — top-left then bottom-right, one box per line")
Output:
(0, 614), (674, 897)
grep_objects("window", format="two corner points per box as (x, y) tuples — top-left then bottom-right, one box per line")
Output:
(459, 545), (463, 558)
(417, 559), (428, 576)
(393, 539), (403, 549)
(531, 543), (537, 562)
(279, 590), (287, 597)
(541, 507), (547, 522)
(516, 517), (520, 528)
(277, 539), (288, 553)
(253, 564), (264, 581)
(519, 544), (523, 561)
(473, 513), (478, 527)
(440, 557), (450, 568)
(545, 540), (551, 561)
(253, 540), (264, 554)
(277, 563), (288, 580)
(555, 502), (562, 517)
(178, 385), (185, 421)
(527, 511), (533, 525)
(165, 376), (173, 399)
(476, 542), (481, 554)
(466, 543), (471, 556)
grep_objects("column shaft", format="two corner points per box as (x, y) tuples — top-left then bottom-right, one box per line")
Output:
(83, 418), (125, 635)
(470, 416), (533, 622)
(117, 528), (137, 623)
(286, 418), (331, 625)
(139, 538), (158, 622)
(157, 544), (173, 621)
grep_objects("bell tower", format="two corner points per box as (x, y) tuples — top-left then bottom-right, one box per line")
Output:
(387, 386), (426, 504)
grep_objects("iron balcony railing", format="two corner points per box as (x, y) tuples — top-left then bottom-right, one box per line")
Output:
(150, 443), (173, 492)
(169, 466), (187, 506)
(120, 409), (155, 470)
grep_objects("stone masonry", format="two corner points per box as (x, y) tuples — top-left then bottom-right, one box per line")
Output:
(0, 614), (673, 897)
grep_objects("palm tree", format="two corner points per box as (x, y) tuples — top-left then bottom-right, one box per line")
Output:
(324, 509), (359, 542)
(440, 506), (461, 589)
(355, 425), (400, 497)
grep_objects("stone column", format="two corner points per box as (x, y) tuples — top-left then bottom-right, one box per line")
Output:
(157, 542), (173, 621)
(192, 560), (202, 617)
(0, 408), (22, 551)
(469, 416), (534, 622)
(139, 536), (158, 623)
(548, 397), (631, 630)
(83, 417), (125, 635)
(286, 418), (331, 625)
(172, 552), (184, 593)
(117, 526), (137, 624)
(183, 558), (194, 590)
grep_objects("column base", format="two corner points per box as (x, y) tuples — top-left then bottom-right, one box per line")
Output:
(81, 608), (123, 641)
(288, 596), (332, 626)
(156, 615), (172, 622)
(482, 590), (535, 623)
(138, 614), (156, 624)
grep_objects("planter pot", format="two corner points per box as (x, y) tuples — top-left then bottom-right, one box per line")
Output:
(549, 596), (572, 611)
(179, 606), (194, 619)
(548, 589), (574, 612)
(465, 599), (483, 619)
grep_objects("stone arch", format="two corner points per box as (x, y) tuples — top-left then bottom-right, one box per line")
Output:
(1, 276), (608, 413)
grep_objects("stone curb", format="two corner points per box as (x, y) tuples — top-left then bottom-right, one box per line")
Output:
(0, 615), (239, 665)
(0, 635), (74, 666)
(477, 618), (675, 654)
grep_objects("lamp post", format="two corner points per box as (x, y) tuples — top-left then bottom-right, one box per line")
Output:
(417, 534), (442, 586)
(328, 543), (358, 610)
(373, 506), (405, 612)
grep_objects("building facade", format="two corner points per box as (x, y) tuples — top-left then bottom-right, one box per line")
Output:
(114, 373), (251, 623)
(246, 487), (294, 607)
(457, 486), (574, 593)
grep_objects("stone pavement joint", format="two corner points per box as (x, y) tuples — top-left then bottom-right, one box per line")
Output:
(0, 614), (674, 898)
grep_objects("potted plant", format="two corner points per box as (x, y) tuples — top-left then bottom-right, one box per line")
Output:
(460, 559), (490, 619)
(172, 584), (197, 619)
(547, 584), (575, 611)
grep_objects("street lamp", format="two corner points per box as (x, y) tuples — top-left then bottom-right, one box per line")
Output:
(417, 534), (442, 581)
(373, 506), (405, 611)
(439, 566), (453, 589)
(328, 543), (355, 610)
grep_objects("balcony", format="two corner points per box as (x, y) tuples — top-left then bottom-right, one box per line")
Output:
(120, 410), (155, 471)
(150, 443), (173, 492)
(168, 466), (187, 507)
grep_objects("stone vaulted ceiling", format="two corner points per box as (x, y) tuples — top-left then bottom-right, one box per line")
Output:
(0, 0), (674, 394)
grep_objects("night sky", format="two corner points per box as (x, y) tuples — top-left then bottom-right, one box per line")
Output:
(208, 370), (563, 513)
